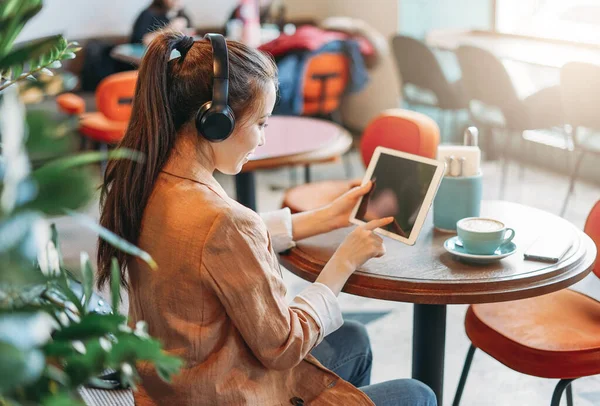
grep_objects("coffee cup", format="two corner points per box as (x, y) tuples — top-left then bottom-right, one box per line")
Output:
(456, 217), (515, 255)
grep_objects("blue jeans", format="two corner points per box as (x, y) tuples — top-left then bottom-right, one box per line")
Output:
(311, 321), (437, 406)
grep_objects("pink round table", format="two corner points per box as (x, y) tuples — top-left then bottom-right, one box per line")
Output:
(236, 116), (353, 210)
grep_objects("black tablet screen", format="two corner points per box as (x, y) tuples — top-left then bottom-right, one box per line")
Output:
(355, 153), (438, 238)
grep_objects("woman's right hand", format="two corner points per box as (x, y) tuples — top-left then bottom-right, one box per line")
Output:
(334, 217), (394, 269)
(316, 217), (393, 295)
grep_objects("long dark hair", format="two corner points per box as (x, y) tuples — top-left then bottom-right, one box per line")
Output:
(97, 30), (277, 289)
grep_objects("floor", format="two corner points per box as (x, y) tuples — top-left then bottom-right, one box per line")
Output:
(55, 149), (600, 406)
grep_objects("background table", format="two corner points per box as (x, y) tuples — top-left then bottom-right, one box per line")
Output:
(279, 200), (597, 404)
(238, 115), (353, 210)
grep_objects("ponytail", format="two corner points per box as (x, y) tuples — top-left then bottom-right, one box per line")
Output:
(97, 31), (188, 289)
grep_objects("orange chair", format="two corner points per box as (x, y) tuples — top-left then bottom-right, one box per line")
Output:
(301, 52), (350, 118)
(80, 70), (137, 145)
(281, 109), (440, 214)
(297, 52), (351, 182)
(56, 93), (86, 115)
(56, 71), (138, 146)
(453, 200), (600, 406)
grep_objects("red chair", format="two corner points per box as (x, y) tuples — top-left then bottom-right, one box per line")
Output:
(56, 71), (138, 146)
(453, 200), (600, 406)
(281, 109), (440, 213)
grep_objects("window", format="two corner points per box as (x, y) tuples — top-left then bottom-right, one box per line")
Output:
(496, 0), (600, 45)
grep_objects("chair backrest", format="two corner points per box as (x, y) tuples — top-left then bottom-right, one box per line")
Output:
(391, 35), (457, 109)
(584, 200), (600, 278)
(455, 45), (520, 117)
(560, 62), (600, 131)
(359, 108), (439, 166)
(301, 52), (350, 116)
(95, 70), (138, 122)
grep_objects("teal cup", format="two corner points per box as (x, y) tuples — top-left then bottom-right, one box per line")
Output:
(456, 217), (516, 255)
(433, 173), (482, 232)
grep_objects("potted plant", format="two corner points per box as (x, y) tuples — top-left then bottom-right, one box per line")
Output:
(0, 1), (182, 404)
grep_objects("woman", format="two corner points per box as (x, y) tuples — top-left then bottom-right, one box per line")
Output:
(131, 0), (193, 45)
(97, 30), (436, 406)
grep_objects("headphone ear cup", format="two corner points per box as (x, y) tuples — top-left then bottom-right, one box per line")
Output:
(196, 103), (236, 142)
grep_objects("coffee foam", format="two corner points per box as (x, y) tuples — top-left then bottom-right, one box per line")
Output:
(461, 218), (503, 232)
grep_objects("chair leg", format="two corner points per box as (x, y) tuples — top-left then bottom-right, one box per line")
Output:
(452, 344), (477, 406)
(560, 150), (586, 218)
(550, 379), (574, 406)
(566, 382), (574, 406)
(304, 164), (311, 183)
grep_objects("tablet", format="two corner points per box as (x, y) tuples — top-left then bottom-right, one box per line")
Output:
(349, 147), (445, 245)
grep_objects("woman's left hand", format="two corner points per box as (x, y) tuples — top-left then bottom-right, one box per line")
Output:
(324, 180), (373, 230)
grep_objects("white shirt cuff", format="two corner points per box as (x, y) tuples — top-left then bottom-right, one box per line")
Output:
(290, 282), (344, 345)
(260, 208), (296, 253)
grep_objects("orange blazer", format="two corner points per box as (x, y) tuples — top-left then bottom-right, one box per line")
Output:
(127, 136), (374, 405)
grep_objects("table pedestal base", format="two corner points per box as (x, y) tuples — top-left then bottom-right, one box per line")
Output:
(412, 304), (447, 405)
(235, 172), (256, 211)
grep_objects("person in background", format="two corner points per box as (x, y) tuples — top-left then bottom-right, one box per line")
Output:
(97, 29), (436, 406)
(227, 0), (283, 27)
(131, 0), (194, 45)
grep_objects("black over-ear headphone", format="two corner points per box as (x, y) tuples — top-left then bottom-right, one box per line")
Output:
(195, 33), (236, 142)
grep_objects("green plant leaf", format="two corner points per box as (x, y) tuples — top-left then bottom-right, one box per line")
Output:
(110, 258), (120, 313)
(25, 110), (73, 159)
(66, 211), (158, 271)
(20, 167), (93, 216)
(108, 335), (183, 383)
(48, 313), (126, 341)
(11, 63), (22, 80)
(80, 252), (94, 310)
(59, 52), (76, 61)
(0, 35), (64, 71)
(41, 391), (85, 406)
(0, 0), (24, 20)
(0, 341), (45, 393)
(33, 148), (144, 175)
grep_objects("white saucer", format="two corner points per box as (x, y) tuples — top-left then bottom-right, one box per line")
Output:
(443, 236), (517, 264)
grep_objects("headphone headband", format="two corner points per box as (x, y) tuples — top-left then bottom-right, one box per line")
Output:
(195, 33), (235, 142)
(204, 33), (229, 108)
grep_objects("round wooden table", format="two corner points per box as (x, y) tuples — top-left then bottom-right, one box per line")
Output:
(237, 115), (353, 211)
(279, 201), (597, 404)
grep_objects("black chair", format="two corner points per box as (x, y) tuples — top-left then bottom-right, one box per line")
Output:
(391, 35), (468, 142)
(456, 45), (566, 198)
(559, 62), (600, 217)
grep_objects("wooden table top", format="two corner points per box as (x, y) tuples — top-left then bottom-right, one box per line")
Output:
(426, 29), (600, 69)
(280, 201), (597, 304)
(242, 116), (353, 172)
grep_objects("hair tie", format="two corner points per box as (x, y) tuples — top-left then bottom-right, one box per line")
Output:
(175, 36), (195, 60)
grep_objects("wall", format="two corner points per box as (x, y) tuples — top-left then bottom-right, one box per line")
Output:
(17, 0), (238, 42)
